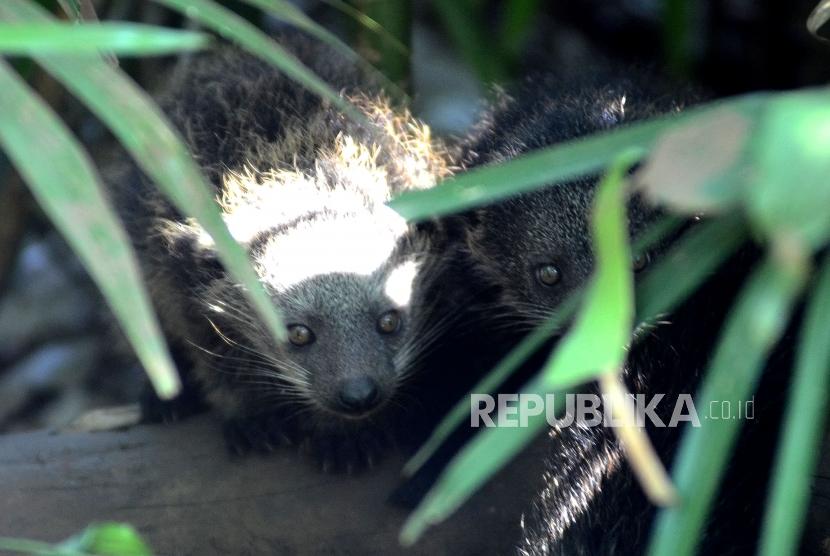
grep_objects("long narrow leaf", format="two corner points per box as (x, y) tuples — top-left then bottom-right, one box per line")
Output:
(403, 292), (579, 476)
(647, 248), (808, 556)
(321, 0), (409, 55)
(0, 59), (179, 398)
(151, 0), (363, 121)
(240, 0), (407, 101)
(405, 215), (722, 476)
(635, 216), (747, 322)
(403, 153), (639, 543)
(389, 94), (769, 220)
(0, 0), (289, 348)
(0, 23), (208, 55)
(759, 253), (830, 556)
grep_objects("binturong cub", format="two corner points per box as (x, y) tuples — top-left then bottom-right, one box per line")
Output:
(107, 36), (454, 472)
(459, 76), (791, 554)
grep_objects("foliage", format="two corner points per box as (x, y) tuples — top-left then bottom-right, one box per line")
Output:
(0, 1), (827, 555)
(0, 522), (151, 556)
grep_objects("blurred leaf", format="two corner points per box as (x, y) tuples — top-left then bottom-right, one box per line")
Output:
(499, 0), (542, 59)
(636, 105), (754, 213)
(648, 246), (808, 556)
(322, 0), (408, 55)
(432, 0), (508, 84)
(748, 89), (830, 249)
(635, 216), (747, 322)
(0, 0), (289, 350)
(152, 0), (363, 121)
(406, 214), (696, 476)
(352, 0), (411, 86)
(0, 60), (179, 396)
(808, 0), (830, 41)
(401, 373), (558, 545)
(390, 95), (768, 220)
(0, 23), (209, 55)
(62, 523), (151, 556)
(403, 292), (579, 476)
(241, 0), (407, 100)
(0, 522), (151, 556)
(598, 372), (676, 506)
(402, 152), (638, 543)
(662, 0), (693, 77)
(759, 253), (830, 556)
(542, 152), (637, 388)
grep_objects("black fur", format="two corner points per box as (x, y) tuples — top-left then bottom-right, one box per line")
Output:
(107, 34), (455, 472)
(455, 74), (792, 554)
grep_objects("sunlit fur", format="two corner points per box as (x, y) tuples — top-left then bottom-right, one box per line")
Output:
(109, 35), (455, 466)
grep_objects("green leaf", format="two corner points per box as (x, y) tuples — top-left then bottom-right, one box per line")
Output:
(240, 0), (407, 100)
(498, 0), (543, 58)
(0, 59), (180, 398)
(63, 523), (151, 556)
(542, 151), (638, 389)
(389, 94), (768, 221)
(151, 0), (363, 122)
(320, 0), (409, 56)
(635, 216), (747, 323)
(635, 105), (755, 213)
(1, 0), (289, 379)
(759, 253), (830, 556)
(404, 214), (685, 477)
(402, 152), (638, 543)
(0, 23), (209, 55)
(432, 0), (508, 84)
(748, 88), (830, 249)
(648, 247), (808, 556)
(403, 292), (580, 476)
(0, 522), (151, 556)
(351, 0), (411, 86)
(401, 374), (560, 545)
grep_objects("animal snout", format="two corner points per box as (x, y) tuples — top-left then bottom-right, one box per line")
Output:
(337, 376), (381, 415)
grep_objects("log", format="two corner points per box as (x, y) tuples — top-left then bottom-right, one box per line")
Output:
(1, 411), (826, 555)
(0, 412), (546, 555)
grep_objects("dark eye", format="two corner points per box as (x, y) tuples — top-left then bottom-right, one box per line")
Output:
(377, 310), (401, 334)
(632, 252), (650, 272)
(535, 263), (561, 287)
(287, 324), (315, 347)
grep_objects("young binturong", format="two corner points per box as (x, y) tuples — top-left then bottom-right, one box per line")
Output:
(107, 36), (455, 471)
(457, 75), (791, 554)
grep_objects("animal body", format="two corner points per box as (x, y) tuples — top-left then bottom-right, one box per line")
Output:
(108, 35), (456, 471)
(457, 76), (790, 554)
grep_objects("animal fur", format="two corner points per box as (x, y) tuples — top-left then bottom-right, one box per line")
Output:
(108, 34), (456, 471)
(456, 75), (790, 554)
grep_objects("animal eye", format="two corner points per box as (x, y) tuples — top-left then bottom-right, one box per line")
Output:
(377, 310), (401, 334)
(632, 252), (650, 272)
(535, 263), (561, 287)
(287, 324), (315, 347)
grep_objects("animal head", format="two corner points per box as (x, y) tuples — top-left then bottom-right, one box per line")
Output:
(464, 180), (655, 328)
(460, 75), (691, 328)
(160, 164), (446, 423)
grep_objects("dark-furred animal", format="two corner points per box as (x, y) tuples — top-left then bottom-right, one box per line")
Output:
(108, 35), (456, 471)
(458, 75), (790, 554)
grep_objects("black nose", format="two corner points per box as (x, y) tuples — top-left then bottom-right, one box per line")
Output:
(338, 377), (380, 414)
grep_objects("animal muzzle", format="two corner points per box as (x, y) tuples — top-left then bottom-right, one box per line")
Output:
(336, 376), (381, 416)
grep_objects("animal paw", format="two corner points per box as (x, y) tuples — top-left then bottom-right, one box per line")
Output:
(140, 383), (206, 424)
(309, 428), (390, 474)
(223, 414), (297, 456)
